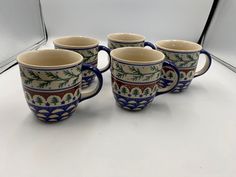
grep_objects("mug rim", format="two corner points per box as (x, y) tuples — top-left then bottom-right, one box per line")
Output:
(110, 47), (165, 64)
(53, 36), (100, 49)
(155, 40), (202, 53)
(107, 33), (145, 43)
(17, 49), (83, 69)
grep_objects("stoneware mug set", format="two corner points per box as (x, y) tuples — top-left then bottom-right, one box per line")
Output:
(17, 33), (212, 122)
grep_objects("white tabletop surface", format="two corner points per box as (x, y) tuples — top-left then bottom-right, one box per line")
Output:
(0, 42), (236, 177)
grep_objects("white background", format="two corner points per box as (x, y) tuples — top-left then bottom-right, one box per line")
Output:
(204, 0), (236, 67)
(1, 0), (236, 177)
(41, 0), (213, 42)
(0, 0), (44, 67)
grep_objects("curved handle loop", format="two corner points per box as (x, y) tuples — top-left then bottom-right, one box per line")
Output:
(144, 41), (156, 49)
(80, 64), (103, 102)
(156, 61), (180, 96)
(194, 49), (212, 78)
(98, 45), (111, 73)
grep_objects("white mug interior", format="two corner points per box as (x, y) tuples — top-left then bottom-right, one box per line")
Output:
(53, 36), (99, 49)
(17, 49), (83, 68)
(107, 33), (145, 43)
(155, 40), (202, 52)
(111, 47), (165, 64)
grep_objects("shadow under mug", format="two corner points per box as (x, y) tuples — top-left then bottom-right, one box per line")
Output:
(53, 36), (110, 88)
(107, 33), (156, 50)
(155, 40), (212, 93)
(17, 49), (103, 122)
(110, 47), (180, 111)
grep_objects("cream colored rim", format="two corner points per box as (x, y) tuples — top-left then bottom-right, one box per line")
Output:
(111, 47), (165, 64)
(17, 49), (83, 68)
(107, 33), (145, 43)
(53, 36), (99, 49)
(155, 40), (202, 52)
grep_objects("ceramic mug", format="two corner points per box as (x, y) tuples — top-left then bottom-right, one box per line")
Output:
(107, 33), (156, 50)
(54, 36), (110, 88)
(155, 40), (212, 93)
(110, 47), (180, 111)
(17, 49), (103, 122)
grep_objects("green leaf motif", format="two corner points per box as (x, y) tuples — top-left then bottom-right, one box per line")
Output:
(24, 78), (34, 85)
(51, 97), (59, 105)
(79, 49), (98, 62)
(150, 66), (159, 72)
(113, 63), (158, 81)
(58, 81), (68, 88)
(114, 63), (128, 78)
(132, 75), (143, 81)
(143, 73), (156, 81)
(65, 94), (72, 102)
(38, 81), (52, 88)
(121, 87), (128, 95)
(109, 42), (117, 49)
(22, 70), (80, 89)
(143, 89), (150, 96)
(35, 96), (43, 105)
(28, 70), (40, 79)
(188, 61), (196, 67)
(129, 66), (143, 76)
(132, 89), (140, 97)
(63, 70), (78, 77)
(174, 53), (198, 67)
(72, 77), (79, 85)
(45, 72), (60, 79)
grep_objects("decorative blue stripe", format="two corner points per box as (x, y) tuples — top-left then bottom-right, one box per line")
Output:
(28, 99), (78, 122)
(111, 74), (157, 85)
(55, 45), (98, 50)
(109, 40), (145, 44)
(156, 46), (200, 54)
(23, 83), (81, 92)
(171, 80), (192, 93)
(112, 57), (163, 66)
(19, 64), (81, 71)
(113, 92), (154, 110)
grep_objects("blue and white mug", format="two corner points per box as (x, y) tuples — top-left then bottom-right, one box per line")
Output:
(156, 40), (212, 93)
(110, 47), (180, 111)
(107, 33), (156, 50)
(17, 49), (103, 122)
(54, 36), (110, 88)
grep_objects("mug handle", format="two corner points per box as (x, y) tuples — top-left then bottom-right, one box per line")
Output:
(98, 45), (111, 73)
(144, 41), (156, 49)
(194, 49), (212, 78)
(156, 61), (180, 96)
(80, 64), (103, 102)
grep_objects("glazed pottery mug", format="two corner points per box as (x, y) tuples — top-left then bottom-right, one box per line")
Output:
(17, 49), (103, 122)
(155, 40), (212, 93)
(110, 47), (180, 111)
(107, 33), (156, 50)
(54, 36), (110, 88)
